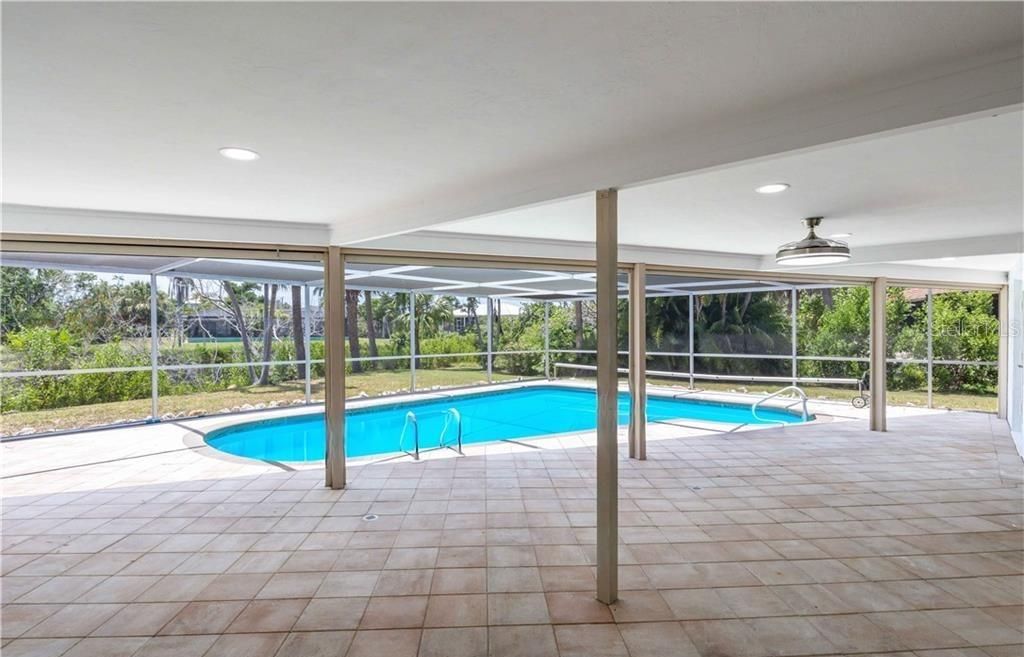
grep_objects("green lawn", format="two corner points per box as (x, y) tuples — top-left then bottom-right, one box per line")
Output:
(0, 367), (518, 436)
(646, 378), (997, 413)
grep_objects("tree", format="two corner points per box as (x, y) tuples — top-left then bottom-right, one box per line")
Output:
(346, 289), (362, 373)
(364, 291), (379, 359)
(462, 297), (484, 350)
(291, 285), (306, 380)
(1, 268), (63, 337)
(644, 295), (690, 371)
(257, 284), (279, 385)
(574, 300), (584, 350)
(172, 278), (195, 346)
(397, 294), (456, 355)
(930, 291), (999, 393)
(224, 282), (258, 384)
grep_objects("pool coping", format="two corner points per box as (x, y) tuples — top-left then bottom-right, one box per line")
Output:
(186, 379), (826, 468)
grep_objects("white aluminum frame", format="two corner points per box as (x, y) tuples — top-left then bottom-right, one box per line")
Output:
(0, 263), (1001, 439)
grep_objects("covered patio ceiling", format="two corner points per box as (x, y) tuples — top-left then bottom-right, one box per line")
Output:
(1, 251), (852, 301)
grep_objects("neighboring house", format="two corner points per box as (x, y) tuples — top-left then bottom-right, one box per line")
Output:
(444, 305), (523, 334)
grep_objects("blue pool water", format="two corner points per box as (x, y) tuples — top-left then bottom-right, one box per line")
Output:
(205, 385), (808, 462)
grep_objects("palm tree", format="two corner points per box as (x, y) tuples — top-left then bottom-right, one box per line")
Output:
(400, 295), (455, 355)
(172, 277), (195, 346)
(257, 283), (279, 385)
(463, 297), (484, 350)
(290, 285), (305, 380)
(695, 292), (790, 377)
(345, 289), (362, 373)
(364, 290), (378, 360)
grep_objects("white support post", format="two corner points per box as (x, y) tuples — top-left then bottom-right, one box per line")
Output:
(926, 289), (933, 409)
(324, 246), (346, 489)
(595, 189), (618, 605)
(870, 278), (887, 432)
(410, 291), (417, 392)
(628, 263), (647, 460)
(688, 293), (695, 389)
(486, 298), (494, 384)
(997, 285), (1009, 420)
(303, 285), (313, 404)
(791, 287), (798, 387)
(543, 301), (551, 379)
(149, 274), (159, 422)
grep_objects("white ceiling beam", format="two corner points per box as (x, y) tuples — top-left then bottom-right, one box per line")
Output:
(782, 263), (1006, 286)
(2, 204), (330, 246)
(358, 230), (767, 271)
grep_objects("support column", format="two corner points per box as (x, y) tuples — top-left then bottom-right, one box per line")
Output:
(791, 287), (798, 387)
(486, 298), (494, 383)
(543, 302), (551, 379)
(149, 274), (159, 422)
(870, 278), (887, 432)
(926, 289), (933, 409)
(998, 285), (1009, 420)
(595, 189), (618, 604)
(628, 264), (647, 460)
(304, 285), (312, 404)
(688, 293), (695, 389)
(324, 247), (346, 489)
(410, 292), (417, 392)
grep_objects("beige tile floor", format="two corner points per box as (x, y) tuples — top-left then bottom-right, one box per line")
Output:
(2, 405), (1022, 657)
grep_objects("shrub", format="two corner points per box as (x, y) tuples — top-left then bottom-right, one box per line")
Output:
(418, 334), (479, 369)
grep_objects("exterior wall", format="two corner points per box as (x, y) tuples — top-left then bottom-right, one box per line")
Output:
(1010, 256), (1024, 455)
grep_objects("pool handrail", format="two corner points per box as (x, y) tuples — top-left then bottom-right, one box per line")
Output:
(752, 385), (809, 422)
(439, 408), (463, 455)
(399, 411), (419, 460)
(400, 408), (463, 460)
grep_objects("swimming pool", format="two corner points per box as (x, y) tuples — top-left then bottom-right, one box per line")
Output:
(205, 385), (808, 462)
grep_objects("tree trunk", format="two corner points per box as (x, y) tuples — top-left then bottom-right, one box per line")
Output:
(469, 300), (484, 350)
(224, 282), (257, 384)
(574, 300), (584, 350)
(258, 284), (278, 385)
(364, 291), (378, 359)
(291, 285), (306, 380)
(739, 292), (753, 319)
(346, 290), (362, 373)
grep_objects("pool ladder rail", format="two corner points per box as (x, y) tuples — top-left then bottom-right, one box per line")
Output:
(751, 385), (810, 424)
(399, 408), (463, 460)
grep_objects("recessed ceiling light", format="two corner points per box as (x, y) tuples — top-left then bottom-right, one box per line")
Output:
(219, 147), (260, 161)
(755, 183), (790, 194)
(829, 232), (853, 239)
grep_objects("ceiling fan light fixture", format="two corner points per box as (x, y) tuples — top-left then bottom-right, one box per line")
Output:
(775, 217), (851, 266)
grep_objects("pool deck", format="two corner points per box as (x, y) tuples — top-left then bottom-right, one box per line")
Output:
(2, 385), (1021, 657)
